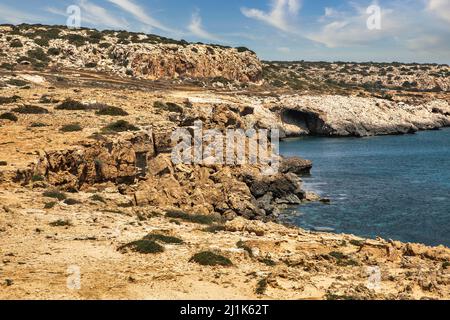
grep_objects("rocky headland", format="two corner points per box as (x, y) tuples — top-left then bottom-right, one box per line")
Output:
(0, 24), (449, 300)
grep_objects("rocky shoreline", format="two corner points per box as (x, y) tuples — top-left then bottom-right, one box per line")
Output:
(0, 24), (449, 300)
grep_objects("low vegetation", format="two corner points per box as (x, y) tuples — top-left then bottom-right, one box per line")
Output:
(118, 240), (164, 254)
(202, 225), (226, 233)
(60, 124), (82, 132)
(29, 122), (48, 128)
(144, 233), (184, 244)
(0, 95), (20, 105)
(255, 278), (268, 295)
(56, 99), (90, 111)
(11, 105), (49, 114)
(43, 190), (67, 201)
(153, 101), (184, 113)
(95, 105), (129, 116)
(189, 251), (233, 266)
(49, 219), (72, 227)
(101, 120), (139, 133)
(328, 251), (359, 267)
(166, 210), (220, 225)
(63, 198), (82, 206)
(90, 194), (106, 204)
(6, 79), (28, 87)
(0, 112), (18, 122)
(44, 202), (57, 209)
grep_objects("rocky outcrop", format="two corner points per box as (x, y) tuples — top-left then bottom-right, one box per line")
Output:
(25, 132), (311, 220)
(272, 95), (450, 137)
(134, 153), (311, 220)
(116, 44), (262, 82)
(0, 25), (262, 83)
(28, 133), (155, 190)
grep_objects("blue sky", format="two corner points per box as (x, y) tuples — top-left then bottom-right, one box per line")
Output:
(1, 0), (449, 63)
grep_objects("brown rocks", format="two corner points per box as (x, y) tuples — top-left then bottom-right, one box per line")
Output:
(225, 217), (267, 236)
(280, 157), (312, 175)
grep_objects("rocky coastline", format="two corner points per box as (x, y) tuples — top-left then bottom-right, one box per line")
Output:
(0, 24), (449, 300)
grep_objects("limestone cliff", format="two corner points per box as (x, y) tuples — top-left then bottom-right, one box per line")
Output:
(0, 24), (262, 82)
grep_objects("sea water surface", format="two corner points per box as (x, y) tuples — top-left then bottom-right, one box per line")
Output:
(280, 128), (450, 247)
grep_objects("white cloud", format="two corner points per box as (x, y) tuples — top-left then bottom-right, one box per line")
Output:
(46, 1), (128, 29)
(307, 2), (407, 48)
(0, 4), (45, 24)
(107, 0), (174, 33)
(241, 0), (301, 32)
(277, 47), (291, 53)
(426, 0), (450, 23)
(188, 11), (220, 41)
(79, 0), (128, 29)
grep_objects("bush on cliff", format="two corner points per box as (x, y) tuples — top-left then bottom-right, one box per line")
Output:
(9, 39), (23, 48)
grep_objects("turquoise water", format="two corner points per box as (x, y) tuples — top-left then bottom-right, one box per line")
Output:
(280, 128), (450, 247)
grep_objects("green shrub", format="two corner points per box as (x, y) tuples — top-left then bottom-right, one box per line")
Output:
(144, 233), (184, 244)
(255, 278), (268, 295)
(6, 79), (28, 87)
(60, 124), (82, 132)
(0, 63), (14, 70)
(85, 62), (97, 68)
(189, 251), (232, 266)
(12, 105), (49, 114)
(43, 190), (67, 201)
(260, 258), (277, 266)
(47, 47), (60, 55)
(118, 240), (164, 254)
(98, 42), (111, 49)
(29, 122), (47, 128)
(64, 198), (82, 205)
(10, 39), (23, 48)
(236, 46), (254, 54)
(31, 175), (44, 182)
(328, 251), (359, 267)
(0, 95), (20, 105)
(49, 219), (72, 227)
(44, 202), (57, 209)
(90, 194), (106, 203)
(95, 105), (128, 116)
(0, 112), (18, 122)
(101, 120), (139, 133)
(65, 34), (87, 46)
(27, 48), (49, 62)
(166, 210), (219, 225)
(34, 38), (49, 47)
(56, 99), (89, 111)
(349, 239), (364, 247)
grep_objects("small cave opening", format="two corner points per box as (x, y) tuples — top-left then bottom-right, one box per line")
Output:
(135, 152), (148, 178)
(281, 109), (329, 136)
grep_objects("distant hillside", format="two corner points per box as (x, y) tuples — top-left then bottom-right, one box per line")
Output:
(0, 24), (262, 82)
(263, 61), (449, 93)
